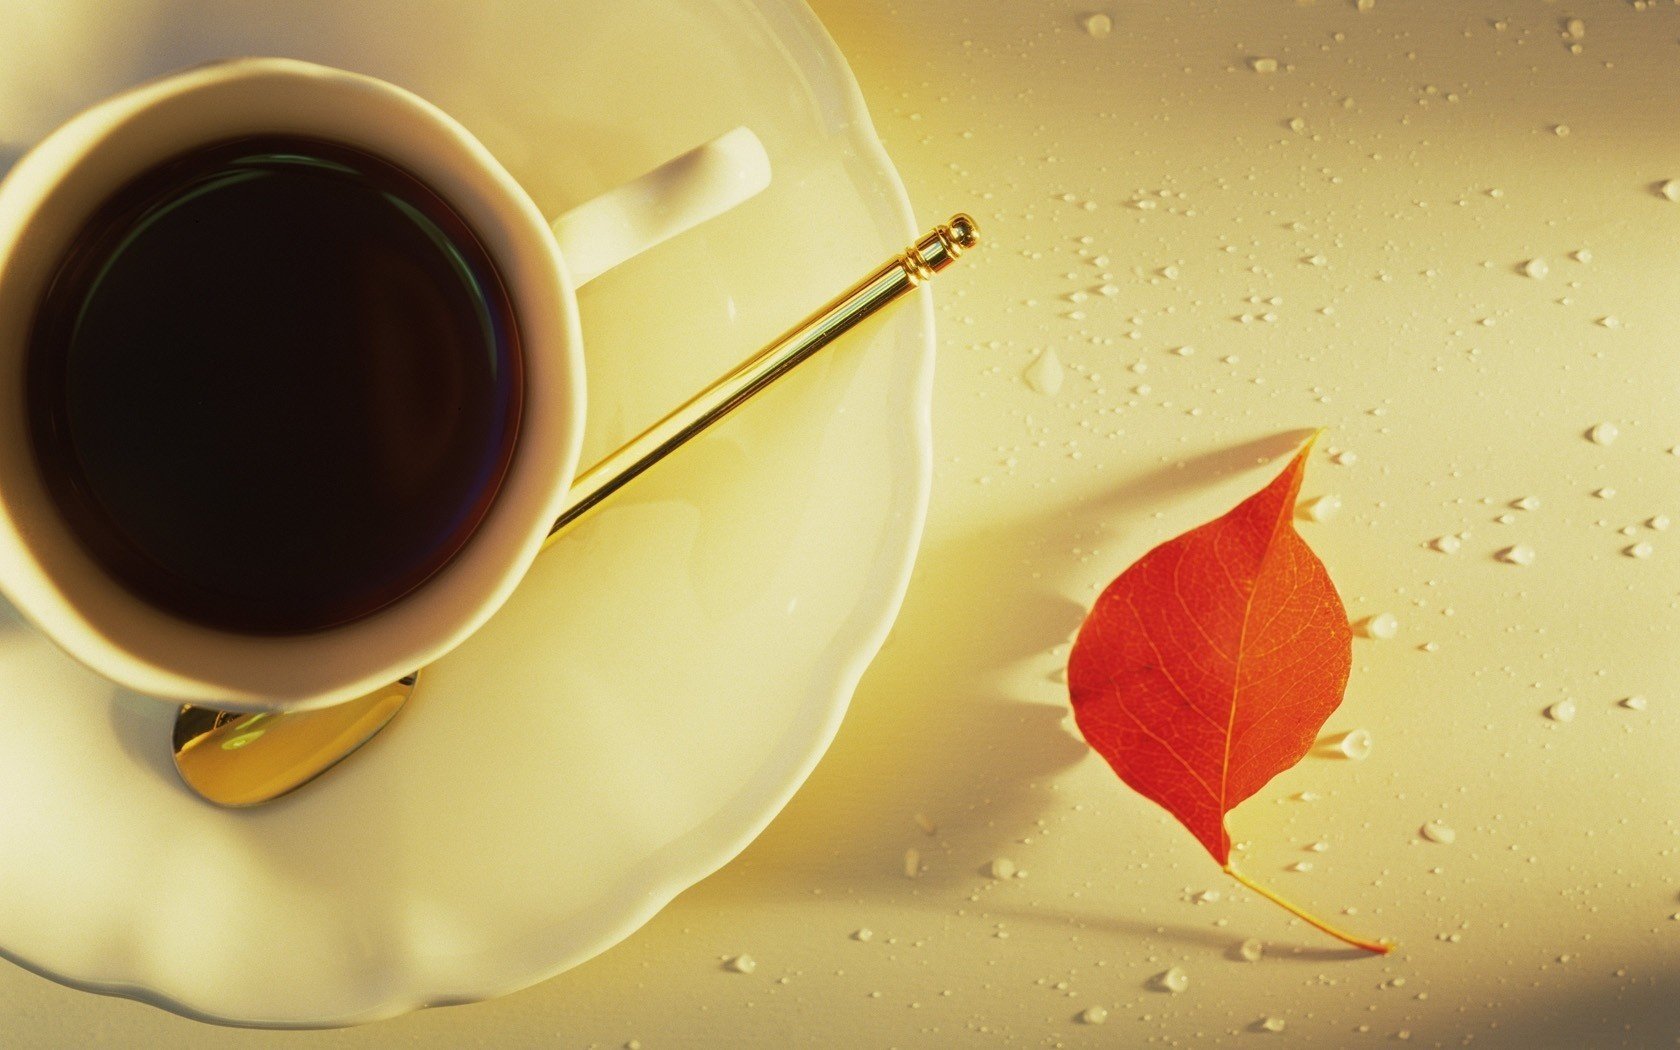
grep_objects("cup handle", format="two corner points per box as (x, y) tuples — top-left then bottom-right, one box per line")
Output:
(550, 126), (770, 287)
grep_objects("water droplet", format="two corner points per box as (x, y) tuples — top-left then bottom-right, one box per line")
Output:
(1250, 57), (1279, 74)
(1336, 728), (1374, 760)
(1562, 17), (1586, 39)
(1238, 939), (1264, 962)
(1292, 790), (1320, 802)
(1552, 124), (1570, 137)
(1287, 860), (1313, 873)
(727, 954), (757, 974)
(1287, 117), (1306, 132)
(1571, 249), (1593, 263)
(1155, 966), (1189, 993)
(1079, 1005), (1110, 1024)
(1025, 350), (1064, 396)
(852, 928), (874, 942)
(1354, 612), (1399, 640)
(1661, 179), (1680, 203)
(1588, 422), (1620, 446)
(1593, 487), (1617, 500)
(1421, 820), (1456, 844)
(1597, 315), (1621, 328)
(1512, 496), (1541, 511)
(988, 857), (1018, 880)
(1648, 516), (1670, 531)
(1082, 12), (1113, 38)
(1547, 699), (1578, 723)
(1496, 544), (1536, 566)
(1624, 542), (1653, 559)
(1521, 257), (1550, 279)
(1330, 450), (1357, 466)
(1428, 535), (1462, 554)
(1620, 695), (1648, 711)
(1259, 1017), (1287, 1034)
(1299, 494), (1342, 522)
(1304, 253), (1327, 266)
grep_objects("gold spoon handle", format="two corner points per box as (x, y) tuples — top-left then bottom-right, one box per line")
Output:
(549, 213), (977, 538)
(172, 214), (980, 807)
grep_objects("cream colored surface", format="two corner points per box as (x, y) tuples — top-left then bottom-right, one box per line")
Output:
(4, 0), (1680, 1045)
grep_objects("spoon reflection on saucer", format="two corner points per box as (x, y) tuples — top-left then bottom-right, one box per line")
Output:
(172, 214), (979, 807)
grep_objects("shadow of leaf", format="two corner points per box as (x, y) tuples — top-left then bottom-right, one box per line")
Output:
(1074, 428), (1319, 528)
(987, 903), (1384, 962)
(709, 508), (1093, 898)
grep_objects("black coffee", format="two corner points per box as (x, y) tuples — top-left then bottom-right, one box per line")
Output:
(27, 136), (523, 634)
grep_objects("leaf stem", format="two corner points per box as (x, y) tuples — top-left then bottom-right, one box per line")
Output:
(1222, 864), (1393, 955)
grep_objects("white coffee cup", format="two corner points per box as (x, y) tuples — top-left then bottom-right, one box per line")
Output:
(0, 57), (770, 712)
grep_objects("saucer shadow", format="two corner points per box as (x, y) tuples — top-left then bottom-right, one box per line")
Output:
(0, 593), (189, 799)
(105, 688), (190, 793)
(0, 594), (32, 637)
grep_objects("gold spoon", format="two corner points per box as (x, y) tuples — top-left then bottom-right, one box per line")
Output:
(172, 214), (979, 807)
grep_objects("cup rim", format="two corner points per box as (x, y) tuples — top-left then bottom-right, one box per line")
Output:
(0, 57), (587, 711)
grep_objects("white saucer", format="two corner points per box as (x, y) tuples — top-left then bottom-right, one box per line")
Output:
(0, 0), (931, 1027)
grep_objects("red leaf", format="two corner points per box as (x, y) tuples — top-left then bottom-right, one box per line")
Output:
(1069, 441), (1349, 861)
(1068, 439), (1389, 953)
